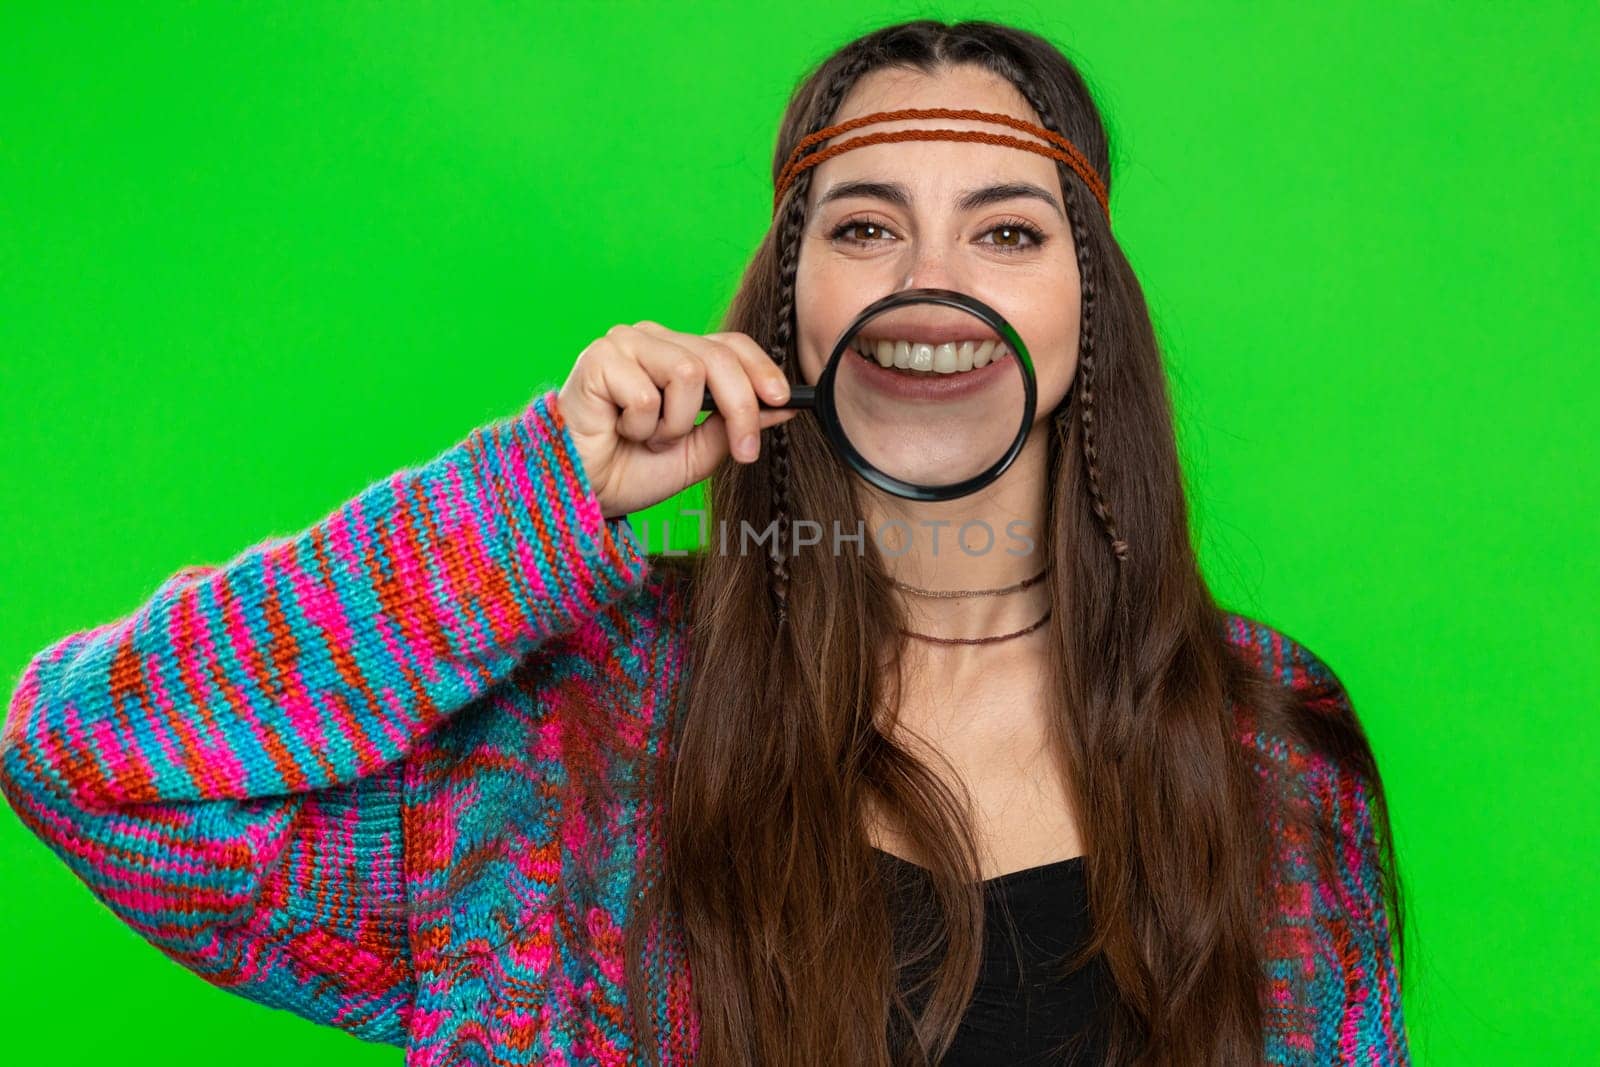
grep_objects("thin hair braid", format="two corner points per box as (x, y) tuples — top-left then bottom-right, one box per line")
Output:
(1004, 74), (1130, 563)
(767, 48), (877, 623)
(767, 189), (804, 621)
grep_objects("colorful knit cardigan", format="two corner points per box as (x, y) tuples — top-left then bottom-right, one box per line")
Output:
(0, 389), (1410, 1065)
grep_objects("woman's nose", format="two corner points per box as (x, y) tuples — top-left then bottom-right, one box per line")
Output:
(896, 250), (964, 293)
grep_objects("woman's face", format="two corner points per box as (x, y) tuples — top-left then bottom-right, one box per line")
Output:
(794, 64), (1081, 490)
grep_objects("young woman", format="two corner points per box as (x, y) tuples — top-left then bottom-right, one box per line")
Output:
(0, 18), (1409, 1067)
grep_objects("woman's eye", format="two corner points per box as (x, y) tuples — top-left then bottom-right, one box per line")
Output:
(981, 221), (1047, 252)
(828, 220), (895, 246)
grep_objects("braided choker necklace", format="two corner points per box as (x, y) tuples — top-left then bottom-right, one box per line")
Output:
(892, 566), (1052, 646)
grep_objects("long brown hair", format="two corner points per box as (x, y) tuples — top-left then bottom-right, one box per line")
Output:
(615, 18), (1406, 1065)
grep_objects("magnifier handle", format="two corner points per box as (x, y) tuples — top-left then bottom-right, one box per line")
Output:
(700, 384), (815, 412)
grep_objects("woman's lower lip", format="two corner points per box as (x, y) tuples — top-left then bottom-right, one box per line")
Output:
(845, 345), (1016, 401)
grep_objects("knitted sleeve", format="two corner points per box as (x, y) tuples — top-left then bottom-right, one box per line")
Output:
(1326, 757), (1411, 1064)
(1285, 637), (1412, 1065)
(0, 388), (650, 1045)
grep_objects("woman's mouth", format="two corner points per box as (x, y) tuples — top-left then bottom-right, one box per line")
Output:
(839, 331), (1021, 406)
(850, 337), (1013, 375)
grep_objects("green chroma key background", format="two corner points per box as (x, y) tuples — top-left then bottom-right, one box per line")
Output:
(1, 3), (1595, 1064)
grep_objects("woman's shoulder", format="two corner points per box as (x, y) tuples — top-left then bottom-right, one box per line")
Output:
(1219, 610), (1365, 769)
(1219, 610), (1387, 872)
(1219, 610), (1350, 703)
(1220, 610), (1398, 912)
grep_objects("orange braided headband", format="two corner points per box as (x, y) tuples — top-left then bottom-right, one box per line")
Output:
(773, 107), (1109, 220)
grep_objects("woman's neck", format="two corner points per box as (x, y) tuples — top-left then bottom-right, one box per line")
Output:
(860, 430), (1053, 642)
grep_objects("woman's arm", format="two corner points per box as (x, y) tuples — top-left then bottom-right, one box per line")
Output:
(0, 388), (650, 1043)
(1281, 635), (1412, 1065)
(1321, 756), (1411, 1065)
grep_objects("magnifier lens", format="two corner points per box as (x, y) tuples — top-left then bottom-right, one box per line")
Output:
(832, 301), (1029, 492)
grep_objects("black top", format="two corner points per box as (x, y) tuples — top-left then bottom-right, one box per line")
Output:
(876, 848), (1115, 1065)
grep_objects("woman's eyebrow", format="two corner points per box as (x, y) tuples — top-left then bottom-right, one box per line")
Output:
(816, 179), (1065, 219)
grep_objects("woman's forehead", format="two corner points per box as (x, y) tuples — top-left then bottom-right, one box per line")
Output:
(810, 67), (1060, 207)
(808, 142), (1063, 213)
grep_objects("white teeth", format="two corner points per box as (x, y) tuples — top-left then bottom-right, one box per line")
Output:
(854, 338), (1007, 374)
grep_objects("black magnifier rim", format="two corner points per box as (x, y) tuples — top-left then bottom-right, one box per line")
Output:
(816, 287), (1038, 503)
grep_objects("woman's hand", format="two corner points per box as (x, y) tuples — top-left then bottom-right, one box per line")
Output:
(556, 321), (799, 518)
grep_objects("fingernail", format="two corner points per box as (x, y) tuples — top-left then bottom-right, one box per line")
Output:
(765, 380), (789, 402)
(739, 434), (758, 459)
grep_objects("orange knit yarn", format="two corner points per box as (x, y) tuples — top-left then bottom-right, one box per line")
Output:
(772, 107), (1110, 220)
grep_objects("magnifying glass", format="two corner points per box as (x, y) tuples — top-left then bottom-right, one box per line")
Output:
(700, 288), (1037, 502)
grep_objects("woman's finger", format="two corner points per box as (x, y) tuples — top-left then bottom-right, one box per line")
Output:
(695, 339), (764, 462)
(626, 330), (707, 449)
(635, 325), (762, 463)
(595, 334), (664, 443)
(706, 330), (791, 405)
